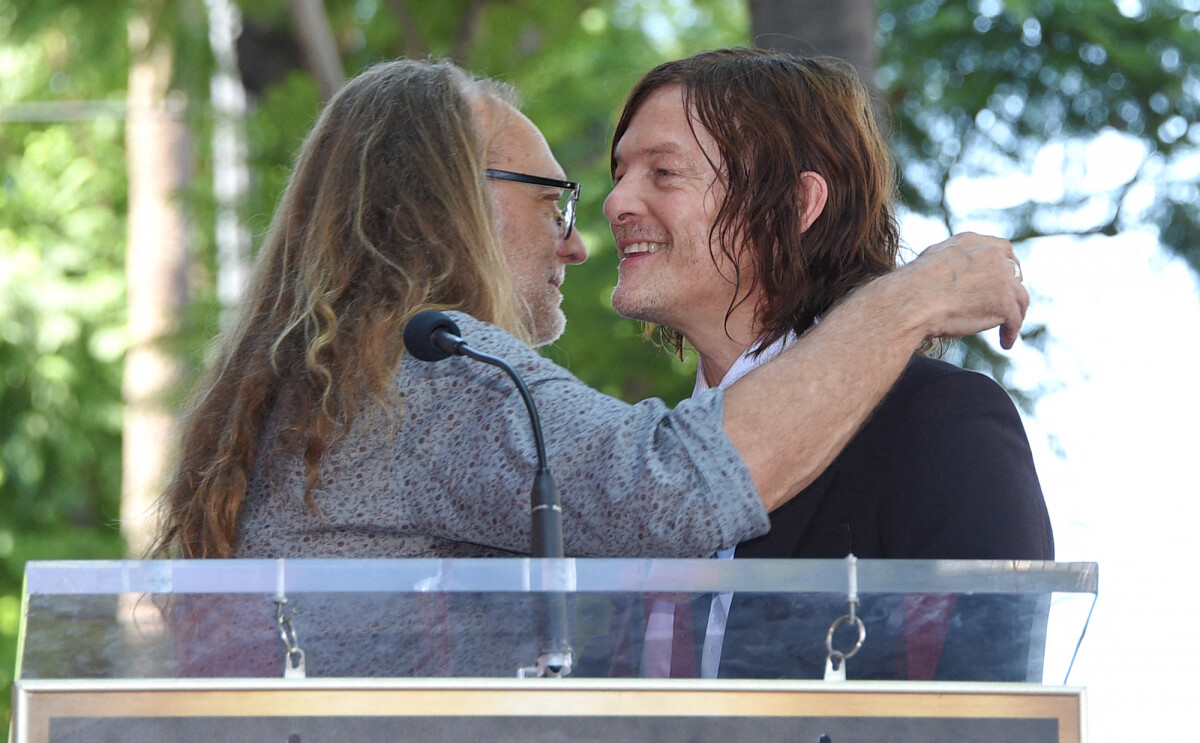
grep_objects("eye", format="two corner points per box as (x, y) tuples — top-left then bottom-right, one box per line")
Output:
(546, 198), (566, 227)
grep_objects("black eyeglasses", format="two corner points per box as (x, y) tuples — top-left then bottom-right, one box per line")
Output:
(485, 168), (581, 240)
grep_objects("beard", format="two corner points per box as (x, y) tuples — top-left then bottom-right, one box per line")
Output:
(522, 289), (567, 347)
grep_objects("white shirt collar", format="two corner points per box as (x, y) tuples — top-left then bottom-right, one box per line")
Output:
(693, 331), (800, 396)
(692, 330), (800, 638)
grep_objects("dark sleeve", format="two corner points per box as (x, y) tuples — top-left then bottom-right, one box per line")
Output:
(874, 360), (1054, 560)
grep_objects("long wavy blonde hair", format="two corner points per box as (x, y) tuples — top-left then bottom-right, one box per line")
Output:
(156, 60), (528, 557)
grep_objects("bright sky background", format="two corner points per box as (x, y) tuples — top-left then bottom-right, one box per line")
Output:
(1026, 235), (1199, 743)
(905, 200), (1200, 741)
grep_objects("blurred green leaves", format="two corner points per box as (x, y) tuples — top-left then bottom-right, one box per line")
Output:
(1, 0), (1198, 731)
(881, 0), (1200, 272)
(1, 67), (129, 733)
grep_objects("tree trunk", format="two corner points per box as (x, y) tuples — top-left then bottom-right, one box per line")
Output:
(748, 0), (879, 100)
(122, 12), (191, 557)
(288, 0), (344, 100)
(386, 0), (428, 59)
(208, 0), (252, 309)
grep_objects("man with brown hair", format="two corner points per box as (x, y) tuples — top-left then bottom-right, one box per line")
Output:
(164, 57), (1029, 566)
(162, 56), (1033, 678)
(605, 48), (1052, 679)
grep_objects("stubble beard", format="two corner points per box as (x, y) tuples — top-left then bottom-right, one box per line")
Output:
(610, 278), (663, 326)
(528, 297), (566, 347)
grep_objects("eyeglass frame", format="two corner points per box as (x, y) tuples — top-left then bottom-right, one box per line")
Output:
(485, 168), (581, 240)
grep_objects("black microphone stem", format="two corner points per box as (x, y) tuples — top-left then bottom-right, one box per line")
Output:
(455, 345), (562, 558)
(450, 343), (571, 676)
(404, 313), (572, 676)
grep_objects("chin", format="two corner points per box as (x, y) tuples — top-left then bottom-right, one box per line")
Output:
(610, 288), (659, 325)
(532, 311), (567, 347)
(610, 286), (634, 319)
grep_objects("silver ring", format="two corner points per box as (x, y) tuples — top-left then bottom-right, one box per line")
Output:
(1009, 258), (1023, 281)
(825, 614), (866, 660)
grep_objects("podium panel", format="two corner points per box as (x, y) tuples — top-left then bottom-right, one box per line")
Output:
(14, 678), (1085, 743)
(11, 559), (1097, 741)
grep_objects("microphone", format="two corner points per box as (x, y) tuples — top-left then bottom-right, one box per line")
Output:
(403, 313), (559, 546)
(403, 310), (572, 676)
(402, 310), (465, 362)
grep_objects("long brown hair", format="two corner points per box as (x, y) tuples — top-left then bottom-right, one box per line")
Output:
(611, 48), (901, 354)
(157, 60), (527, 557)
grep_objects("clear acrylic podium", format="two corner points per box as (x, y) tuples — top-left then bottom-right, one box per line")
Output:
(12, 558), (1096, 742)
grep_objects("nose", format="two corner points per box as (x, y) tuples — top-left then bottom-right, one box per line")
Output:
(558, 228), (587, 265)
(602, 176), (638, 226)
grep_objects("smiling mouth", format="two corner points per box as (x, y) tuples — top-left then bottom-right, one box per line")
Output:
(620, 241), (664, 259)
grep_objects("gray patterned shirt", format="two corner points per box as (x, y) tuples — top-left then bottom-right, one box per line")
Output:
(236, 312), (768, 560)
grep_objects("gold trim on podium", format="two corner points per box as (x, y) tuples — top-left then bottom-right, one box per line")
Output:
(14, 678), (1085, 743)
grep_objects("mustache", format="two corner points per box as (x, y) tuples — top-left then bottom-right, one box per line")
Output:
(611, 226), (668, 244)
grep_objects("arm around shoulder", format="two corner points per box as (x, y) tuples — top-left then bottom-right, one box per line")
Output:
(723, 232), (1031, 513)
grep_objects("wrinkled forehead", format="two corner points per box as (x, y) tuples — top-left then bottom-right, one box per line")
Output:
(470, 95), (566, 179)
(614, 84), (723, 170)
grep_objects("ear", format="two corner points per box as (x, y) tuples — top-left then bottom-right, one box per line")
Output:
(798, 172), (828, 233)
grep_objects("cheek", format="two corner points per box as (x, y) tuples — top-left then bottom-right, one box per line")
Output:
(494, 210), (538, 274)
(507, 252), (536, 287)
(700, 188), (724, 231)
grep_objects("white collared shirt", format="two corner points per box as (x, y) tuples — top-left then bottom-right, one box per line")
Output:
(694, 331), (799, 677)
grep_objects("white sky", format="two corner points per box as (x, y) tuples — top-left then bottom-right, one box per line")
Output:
(1026, 234), (1200, 742)
(903, 217), (1200, 741)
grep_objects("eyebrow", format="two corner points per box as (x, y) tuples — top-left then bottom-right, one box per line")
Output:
(613, 141), (698, 167)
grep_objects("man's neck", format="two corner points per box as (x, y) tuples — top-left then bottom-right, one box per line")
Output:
(688, 320), (759, 389)
(697, 345), (748, 388)
(667, 295), (761, 388)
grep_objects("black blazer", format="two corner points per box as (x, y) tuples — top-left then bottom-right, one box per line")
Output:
(739, 353), (1054, 561)
(720, 354), (1055, 681)
(577, 355), (1055, 680)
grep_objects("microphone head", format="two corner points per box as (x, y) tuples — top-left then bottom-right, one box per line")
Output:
(403, 311), (462, 362)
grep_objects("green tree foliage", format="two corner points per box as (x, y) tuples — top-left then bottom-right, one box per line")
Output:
(0, 16), (130, 725)
(866, 0), (1199, 395)
(881, 0), (1200, 271)
(1, 0), (1198, 730)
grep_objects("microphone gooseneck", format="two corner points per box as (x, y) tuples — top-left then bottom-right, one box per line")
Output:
(403, 311), (550, 476)
(403, 310), (572, 677)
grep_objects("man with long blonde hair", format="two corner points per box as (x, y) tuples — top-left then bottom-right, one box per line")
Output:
(157, 58), (1029, 567)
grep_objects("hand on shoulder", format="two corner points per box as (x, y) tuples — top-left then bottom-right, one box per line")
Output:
(883, 232), (1029, 349)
